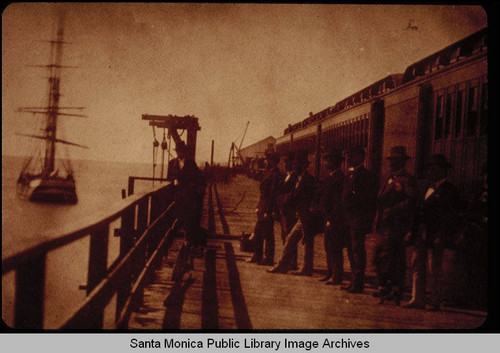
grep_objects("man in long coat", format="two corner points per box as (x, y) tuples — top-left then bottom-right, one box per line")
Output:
(341, 146), (378, 293)
(278, 151), (299, 270)
(267, 149), (317, 275)
(373, 146), (418, 304)
(404, 154), (460, 311)
(167, 140), (205, 247)
(248, 152), (282, 265)
(315, 149), (347, 285)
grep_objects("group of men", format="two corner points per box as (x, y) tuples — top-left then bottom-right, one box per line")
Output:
(248, 145), (462, 311)
(166, 137), (483, 311)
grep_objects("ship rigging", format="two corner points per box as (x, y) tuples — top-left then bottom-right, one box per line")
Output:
(16, 14), (87, 204)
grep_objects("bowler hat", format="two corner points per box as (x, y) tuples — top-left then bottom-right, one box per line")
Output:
(426, 154), (451, 168)
(294, 149), (310, 166)
(387, 146), (411, 160)
(265, 152), (280, 164)
(323, 148), (344, 163)
(346, 145), (365, 157)
(285, 151), (295, 163)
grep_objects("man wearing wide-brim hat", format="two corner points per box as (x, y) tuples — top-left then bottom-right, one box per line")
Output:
(314, 148), (349, 285)
(247, 151), (282, 265)
(372, 146), (418, 304)
(268, 149), (317, 275)
(341, 146), (378, 293)
(276, 150), (299, 270)
(167, 140), (205, 249)
(404, 153), (460, 311)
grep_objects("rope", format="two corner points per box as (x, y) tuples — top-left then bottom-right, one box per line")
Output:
(152, 125), (159, 186)
(224, 190), (248, 214)
(160, 128), (167, 180)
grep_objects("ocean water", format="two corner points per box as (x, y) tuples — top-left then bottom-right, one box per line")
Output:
(1, 155), (161, 328)
(2, 155), (157, 258)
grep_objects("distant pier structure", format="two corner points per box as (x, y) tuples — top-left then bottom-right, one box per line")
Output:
(239, 136), (276, 178)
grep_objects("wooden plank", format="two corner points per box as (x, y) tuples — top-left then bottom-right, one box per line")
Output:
(127, 174), (486, 330)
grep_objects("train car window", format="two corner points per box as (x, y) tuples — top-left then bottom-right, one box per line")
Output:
(455, 90), (464, 138)
(466, 85), (478, 137)
(348, 122), (352, 147)
(449, 47), (460, 63)
(341, 124), (346, 149)
(434, 95), (444, 140)
(354, 119), (358, 145)
(480, 82), (488, 135)
(353, 120), (358, 145)
(364, 116), (369, 147)
(444, 93), (453, 139)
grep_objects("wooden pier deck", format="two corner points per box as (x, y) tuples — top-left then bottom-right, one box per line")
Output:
(128, 174), (486, 330)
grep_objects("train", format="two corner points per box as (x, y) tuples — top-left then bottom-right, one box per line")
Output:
(276, 27), (487, 201)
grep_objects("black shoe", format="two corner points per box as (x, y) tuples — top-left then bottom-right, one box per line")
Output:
(341, 284), (352, 291)
(258, 259), (274, 266)
(403, 302), (425, 309)
(426, 305), (441, 312)
(288, 264), (298, 271)
(292, 270), (313, 276)
(267, 266), (287, 274)
(246, 256), (261, 263)
(347, 287), (364, 294)
(319, 274), (332, 282)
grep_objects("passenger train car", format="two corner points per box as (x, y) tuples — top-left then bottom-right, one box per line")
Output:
(276, 28), (487, 200)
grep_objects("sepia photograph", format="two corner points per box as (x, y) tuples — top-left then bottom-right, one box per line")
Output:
(2, 2), (490, 334)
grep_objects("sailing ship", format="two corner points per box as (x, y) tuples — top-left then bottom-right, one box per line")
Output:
(16, 15), (87, 204)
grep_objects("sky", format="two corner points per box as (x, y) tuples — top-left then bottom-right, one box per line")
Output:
(2, 3), (487, 166)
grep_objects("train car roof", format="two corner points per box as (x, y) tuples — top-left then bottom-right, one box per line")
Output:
(402, 27), (487, 84)
(283, 74), (403, 135)
(281, 27), (487, 138)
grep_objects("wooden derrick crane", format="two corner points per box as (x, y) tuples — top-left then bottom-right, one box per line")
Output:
(142, 114), (201, 181)
(228, 121), (249, 168)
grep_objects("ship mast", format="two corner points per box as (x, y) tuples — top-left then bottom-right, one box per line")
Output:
(43, 16), (64, 176)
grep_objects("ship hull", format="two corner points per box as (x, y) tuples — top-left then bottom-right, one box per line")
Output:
(18, 175), (78, 204)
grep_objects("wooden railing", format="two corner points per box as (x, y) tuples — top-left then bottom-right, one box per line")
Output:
(2, 183), (178, 329)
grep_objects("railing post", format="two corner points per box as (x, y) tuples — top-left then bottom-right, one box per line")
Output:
(128, 177), (135, 196)
(86, 224), (109, 328)
(14, 254), (46, 328)
(134, 198), (149, 306)
(115, 206), (135, 322)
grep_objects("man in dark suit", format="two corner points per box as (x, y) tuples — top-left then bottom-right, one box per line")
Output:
(267, 149), (317, 275)
(341, 146), (378, 293)
(404, 154), (460, 311)
(167, 140), (205, 247)
(278, 151), (298, 270)
(315, 149), (347, 285)
(372, 146), (418, 304)
(248, 152), (282, 265)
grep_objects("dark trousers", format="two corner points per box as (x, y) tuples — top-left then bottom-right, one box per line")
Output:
(346, 224), (367, 289)
(374, 234), (406, 298)
(252, 217), (275, 262)
(324, 224), (347, 282)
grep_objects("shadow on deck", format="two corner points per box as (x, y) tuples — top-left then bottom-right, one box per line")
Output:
(128, 174), (487, 330)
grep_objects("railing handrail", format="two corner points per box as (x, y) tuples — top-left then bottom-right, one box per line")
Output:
(2, 182), (171, 274)
(60, 203), (177, 329)
(3, 181), (178, 329)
